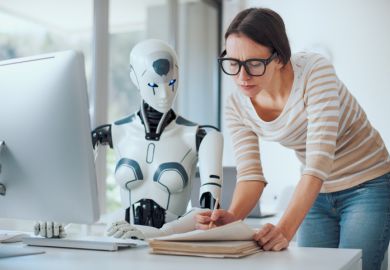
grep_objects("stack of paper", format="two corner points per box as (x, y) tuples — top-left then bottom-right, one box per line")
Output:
(148, 220), (262, 258)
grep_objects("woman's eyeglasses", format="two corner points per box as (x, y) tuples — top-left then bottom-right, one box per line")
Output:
(218, 51), (278, 77)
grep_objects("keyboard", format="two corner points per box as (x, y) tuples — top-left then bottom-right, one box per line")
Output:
(23, 236), (140, 251)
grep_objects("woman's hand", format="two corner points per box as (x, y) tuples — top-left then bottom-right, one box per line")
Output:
(253, 175), (322, 251)
(194, 209), (237, 230)
(253, 223), (289, 251)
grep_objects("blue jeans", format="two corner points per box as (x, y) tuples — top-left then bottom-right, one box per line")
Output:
(297, 172), (390, 270)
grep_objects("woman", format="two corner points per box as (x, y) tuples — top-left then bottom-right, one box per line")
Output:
(196, 7), (390, 270)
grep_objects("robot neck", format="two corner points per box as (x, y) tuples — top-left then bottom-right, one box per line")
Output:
(138, 101), (176, 141)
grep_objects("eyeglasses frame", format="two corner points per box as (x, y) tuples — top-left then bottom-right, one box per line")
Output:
(218, 50), (278, 77)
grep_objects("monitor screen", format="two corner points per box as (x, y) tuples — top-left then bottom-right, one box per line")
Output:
(0, 51), (99, 224)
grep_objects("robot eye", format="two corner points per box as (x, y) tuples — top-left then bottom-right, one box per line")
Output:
(147, 82), (158, 88)
(169, 79), (176, 86)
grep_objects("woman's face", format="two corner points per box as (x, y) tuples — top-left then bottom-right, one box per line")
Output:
(225, 33), (280, 98)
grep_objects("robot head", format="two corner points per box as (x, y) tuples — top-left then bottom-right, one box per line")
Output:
(129, 39), (179, 113)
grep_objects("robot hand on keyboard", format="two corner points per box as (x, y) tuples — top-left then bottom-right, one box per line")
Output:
(107, 221), (152, 240)
(34, 221), (66, 238)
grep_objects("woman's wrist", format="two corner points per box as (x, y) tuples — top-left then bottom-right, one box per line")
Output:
(226, 209), (240, 222)
(276, 222), (294, 242)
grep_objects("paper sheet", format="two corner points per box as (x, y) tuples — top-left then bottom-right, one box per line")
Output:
(151, 220), (255, 241)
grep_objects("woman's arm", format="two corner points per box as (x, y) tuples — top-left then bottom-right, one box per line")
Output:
(228, 180), (265, 220)
(254, 174), (322, 251)
(255, 56), (339, 250)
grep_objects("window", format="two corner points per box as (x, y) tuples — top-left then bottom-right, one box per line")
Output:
(0, 0), (93, 88)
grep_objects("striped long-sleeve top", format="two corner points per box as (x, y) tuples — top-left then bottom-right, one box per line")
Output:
(225, 52), (390, 193)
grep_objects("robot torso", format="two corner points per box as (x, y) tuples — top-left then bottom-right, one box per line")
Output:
(112, 114), (199, 223)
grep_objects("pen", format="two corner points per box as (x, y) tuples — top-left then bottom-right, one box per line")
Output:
(208, 197), (220, 229)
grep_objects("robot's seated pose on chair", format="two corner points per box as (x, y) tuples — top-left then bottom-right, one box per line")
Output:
(35, 39), (223, 239)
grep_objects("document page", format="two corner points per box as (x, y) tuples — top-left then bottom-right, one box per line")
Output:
(152, 220), (256, 241)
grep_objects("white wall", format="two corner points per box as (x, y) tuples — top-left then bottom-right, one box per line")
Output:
(222, 0), (390, 212)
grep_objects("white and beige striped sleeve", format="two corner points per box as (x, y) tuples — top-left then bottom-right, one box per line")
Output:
(225, 95), (267, 184)
(303, 56), (340, 181)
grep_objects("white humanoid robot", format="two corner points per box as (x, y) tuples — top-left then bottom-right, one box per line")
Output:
(35, 39), (223, 238)
(91, 39), (223, 237)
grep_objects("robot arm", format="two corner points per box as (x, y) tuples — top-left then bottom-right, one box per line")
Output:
(197, 128), (223, 209)
(107, 208), (205, 240)
(91, 124), (113, 149)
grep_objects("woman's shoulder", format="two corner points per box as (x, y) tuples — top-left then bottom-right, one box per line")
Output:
(292, 52), (335, 80)
(291, 52), (330, 69)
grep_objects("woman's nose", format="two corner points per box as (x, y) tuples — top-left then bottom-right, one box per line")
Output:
(238, 66), (250, 81)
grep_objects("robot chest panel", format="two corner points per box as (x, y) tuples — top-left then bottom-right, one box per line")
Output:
(119, 133), (195, 162)
(116, 136), (197, 194)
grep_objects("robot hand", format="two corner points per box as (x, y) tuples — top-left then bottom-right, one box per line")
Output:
(107, 220), (167, 240)
(33, 221), (66, 238)
(107, 221), (146, 240)
(107, 208), (206, 240)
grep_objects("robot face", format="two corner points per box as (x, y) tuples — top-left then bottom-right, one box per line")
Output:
(130, 40), (179, 113)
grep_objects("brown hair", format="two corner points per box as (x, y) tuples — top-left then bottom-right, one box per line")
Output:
(225, 8), (291, 65)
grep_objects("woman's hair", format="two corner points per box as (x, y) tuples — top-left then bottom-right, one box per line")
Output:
(225, 8), (291, 65)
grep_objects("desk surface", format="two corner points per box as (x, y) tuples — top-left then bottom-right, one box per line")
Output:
(0, 217), (362, 270)
(0, 242), (361, 270)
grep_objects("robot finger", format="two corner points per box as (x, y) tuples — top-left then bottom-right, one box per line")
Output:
(121, 230), (136, 239)
(106, 226), (119, 237)
(107, 224), (122, 236)
(113, 229), (126, 239)
(107, 221), (129, 236)
(58, 224), (66, 238)
(53, 222), (61, 237)
(112, 220), (128, 227)
(39, 221), (47, 237)
(46, 221), (53, 238)
(117, 223), (135, 231)
(131, 230), (145, 240)
(58, 230), (67, 238)
(33, 222), (41, 236)
(122, 230), (144, 240)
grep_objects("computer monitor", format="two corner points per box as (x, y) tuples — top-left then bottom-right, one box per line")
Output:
(0, 50), (99, 224)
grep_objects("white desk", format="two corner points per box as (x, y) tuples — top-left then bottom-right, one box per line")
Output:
(0, 242), (361, 270)
(0, 217), (362, 270)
